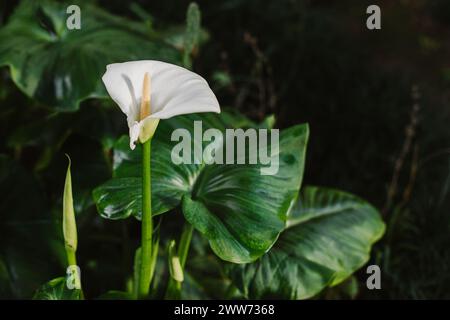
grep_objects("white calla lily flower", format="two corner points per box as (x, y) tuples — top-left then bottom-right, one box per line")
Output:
(102, 60), (220, 149)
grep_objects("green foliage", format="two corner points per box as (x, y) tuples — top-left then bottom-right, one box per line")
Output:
(93, 113), (309, 263)
(2, 0), (438, 300)
(226, 186), (385, 299)
(0, 0), (180, 110)
(33, 277), (81, 300)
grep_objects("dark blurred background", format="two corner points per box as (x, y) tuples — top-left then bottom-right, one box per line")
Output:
(1, 0), (449, 299)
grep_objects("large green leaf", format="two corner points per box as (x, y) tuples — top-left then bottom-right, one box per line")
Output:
(96, 291), (134, 300)
(0, 1), (180, 110)
(226, 186), (385, 299)
(93, 113), (309, 263)
(33, 277), (81, 300)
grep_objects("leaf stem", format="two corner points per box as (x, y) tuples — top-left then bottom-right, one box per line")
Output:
(139, 138), (153, 298)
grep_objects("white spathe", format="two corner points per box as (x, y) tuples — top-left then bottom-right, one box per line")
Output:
(102, 60), (220, 149)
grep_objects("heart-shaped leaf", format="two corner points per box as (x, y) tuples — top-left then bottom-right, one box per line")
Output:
(226, 186), (385, 299)
(0, 1), (180, 110)
(93, 113), (309, 263)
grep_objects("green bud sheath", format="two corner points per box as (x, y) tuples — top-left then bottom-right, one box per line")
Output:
(63, 155), (77, 261)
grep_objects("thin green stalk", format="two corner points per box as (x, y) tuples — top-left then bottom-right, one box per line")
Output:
(178, 224), (194, 268)
(139, 139), (153, 298)
(66, 247), (77, 266)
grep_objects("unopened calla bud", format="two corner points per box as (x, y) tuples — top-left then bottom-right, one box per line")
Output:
(138, 72), (159, 144)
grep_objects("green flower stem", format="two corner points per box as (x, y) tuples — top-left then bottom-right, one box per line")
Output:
(178, 223), (194, 268)
(139, 138), (153, 298)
